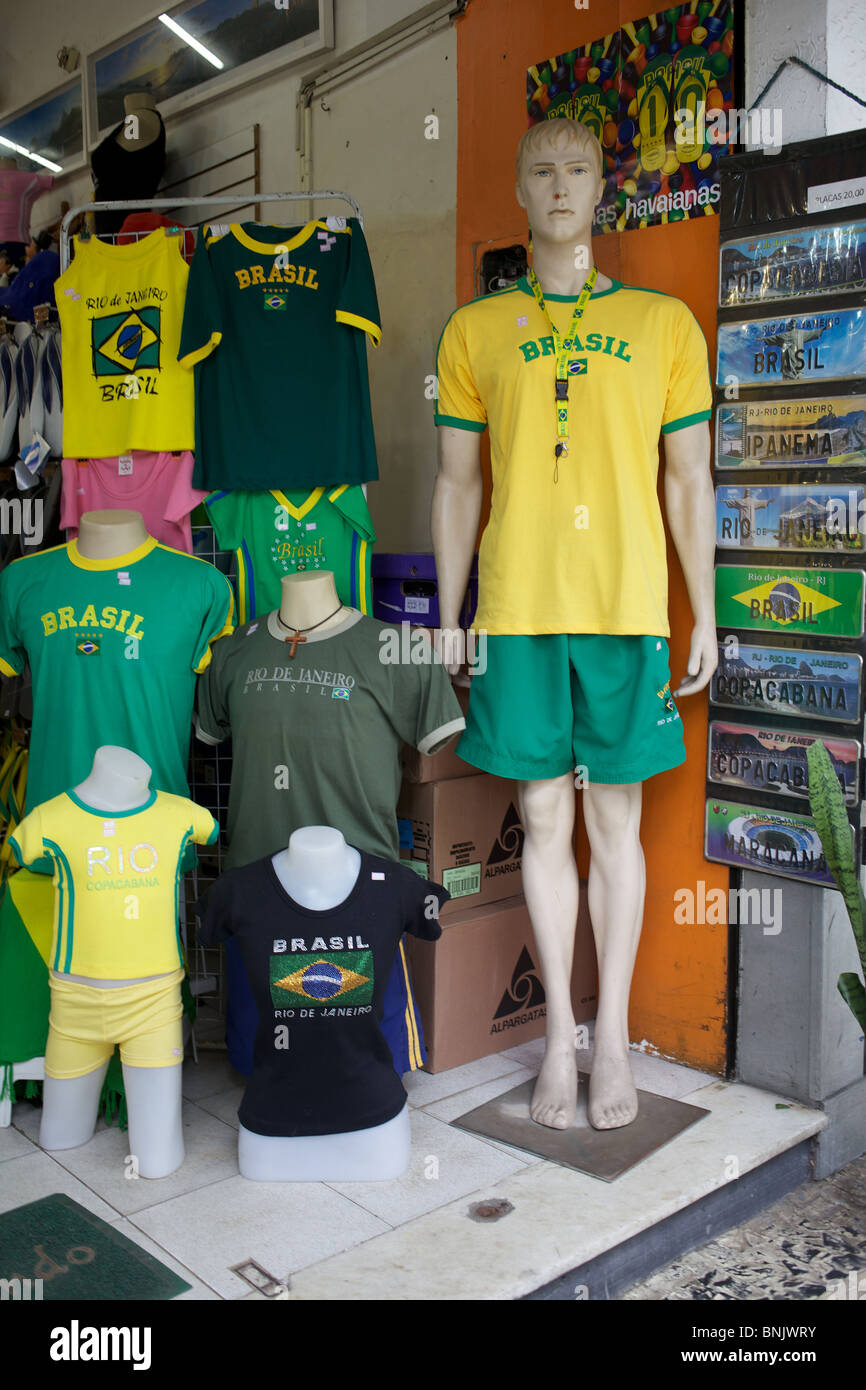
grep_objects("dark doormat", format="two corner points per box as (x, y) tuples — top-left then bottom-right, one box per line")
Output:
(452, 1074), (710, 1181)
(0, 1193), (191, 1299)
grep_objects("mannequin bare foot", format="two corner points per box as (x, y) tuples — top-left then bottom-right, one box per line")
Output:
(531, 1040), (578, 1129)
(588, 1047), (638, 1130)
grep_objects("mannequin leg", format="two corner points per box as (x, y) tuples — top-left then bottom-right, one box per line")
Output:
(40, 1065), (108, 1150)
(583, 780), (645, 1130)
(122, 1063), (184, 1179)
(518, 774), (580, 1130)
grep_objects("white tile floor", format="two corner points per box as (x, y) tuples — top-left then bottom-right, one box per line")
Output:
(0, 1035), (826, 1300)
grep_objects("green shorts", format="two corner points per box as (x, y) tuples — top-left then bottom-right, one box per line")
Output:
(459, 634), (685, 783)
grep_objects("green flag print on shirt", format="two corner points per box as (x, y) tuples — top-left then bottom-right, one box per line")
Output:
(270, 950), (374, 1008)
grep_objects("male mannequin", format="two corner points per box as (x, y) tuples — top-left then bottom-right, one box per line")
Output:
(238, 826), (411, 1181)
(432, 117), (716, 1132)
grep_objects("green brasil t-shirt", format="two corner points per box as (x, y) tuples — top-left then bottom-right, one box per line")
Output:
(195, 610), (466, 869)
(0, 537), (234, 814)
(178, 218), (381, 491)
(205, 485), (376, 624)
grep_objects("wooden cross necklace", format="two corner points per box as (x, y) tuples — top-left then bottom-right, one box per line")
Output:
(276, 603), (344, 657)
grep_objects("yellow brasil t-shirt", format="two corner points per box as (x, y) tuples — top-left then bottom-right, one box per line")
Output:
(55, 228), (194, 456)
(434, 277), (712, 637)
(10, 790), (217, 978)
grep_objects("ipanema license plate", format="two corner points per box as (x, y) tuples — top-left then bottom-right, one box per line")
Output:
(716, 309), (866, 387)
(715, 566), (865, 638)
(715, 395), (866, 469)
(705, 799), (851, 887)
(719, 220), (866, 305)
(708, 721), (861, 806)
(711, 642), (862, 723)
(715, 483), (866, 552)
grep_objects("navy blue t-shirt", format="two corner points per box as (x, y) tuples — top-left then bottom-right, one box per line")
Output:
(197, 850), (447, 1137)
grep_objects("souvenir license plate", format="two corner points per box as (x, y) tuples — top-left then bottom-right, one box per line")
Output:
(715, 483), (866, 552)
(719, 221), (866, 305)
(708, 720), (861, 806)
(711, 642), (862, 723)
(716, 309), (866, 388)
(715, 565), (865, 638)
(704, 798), (851, 887)
(715, 395), (866, 469)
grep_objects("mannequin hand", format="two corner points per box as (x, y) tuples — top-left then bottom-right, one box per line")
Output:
(673, 622), (718, 698)
(434, 626), (465, 679)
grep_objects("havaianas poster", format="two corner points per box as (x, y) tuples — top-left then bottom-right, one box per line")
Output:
(526, 1), (736, 233)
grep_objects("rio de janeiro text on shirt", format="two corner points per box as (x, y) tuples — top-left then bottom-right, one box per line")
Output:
(243, 666), (356, 692)
(85, 286), (169, 310)
(233, 264), (319, 291)
(517, 332), (632, 363)
(40, 605), (145, 638)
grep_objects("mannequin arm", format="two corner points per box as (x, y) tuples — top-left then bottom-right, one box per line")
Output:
(662, 420), (717, 698)
(432, 426), (483, 655)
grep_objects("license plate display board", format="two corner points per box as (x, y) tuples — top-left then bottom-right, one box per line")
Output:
(719, 220), (866, 305)
(716, 483), (866, 552)
(704, 798), (852, 887)
(715, 566), (866, 638)
(711, 642), (862, 723)
(716, 308), (866, 388)
(715, 396), (866, 470)
(708, 720), (861, 805)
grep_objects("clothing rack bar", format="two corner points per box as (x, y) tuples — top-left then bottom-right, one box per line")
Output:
(59, 191), (363, 271)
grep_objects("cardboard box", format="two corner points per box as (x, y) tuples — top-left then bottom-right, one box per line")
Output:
(397, 773), (524, 918)
(406, 889), (598, 1073)
(400, 682), (477, 783)
(371, 552), (478, 628)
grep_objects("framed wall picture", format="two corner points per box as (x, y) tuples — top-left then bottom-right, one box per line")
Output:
(0, 77), (86, 176)
(88, 0), (334, 138)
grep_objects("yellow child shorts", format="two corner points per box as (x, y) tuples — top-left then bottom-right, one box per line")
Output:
(45, 968), (185, 1079)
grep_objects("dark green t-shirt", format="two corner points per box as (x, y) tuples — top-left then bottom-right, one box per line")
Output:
(178, 218), (381, 491)
(195, 610), (465, 869)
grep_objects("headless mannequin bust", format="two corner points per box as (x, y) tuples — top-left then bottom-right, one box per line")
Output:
(76, 508), (147, 559)
(432, 119), (716, 1133)
(274, 568), (351, 648)
(239, 826), (411, 1181)
(40, 745), (185, 1178)
(116, 93), (162, 151)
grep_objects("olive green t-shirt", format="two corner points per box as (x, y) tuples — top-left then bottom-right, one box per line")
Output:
(195, 610), (465, 868)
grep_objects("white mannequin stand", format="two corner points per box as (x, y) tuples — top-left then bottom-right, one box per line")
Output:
(239, 826), (410, 1181)
(39, 510), (184, 1178)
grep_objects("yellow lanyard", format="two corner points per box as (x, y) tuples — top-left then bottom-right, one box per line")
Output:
(526, 265), (597, 465)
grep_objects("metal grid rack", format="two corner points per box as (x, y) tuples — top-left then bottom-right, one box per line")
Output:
(54, 192), (365, 1048)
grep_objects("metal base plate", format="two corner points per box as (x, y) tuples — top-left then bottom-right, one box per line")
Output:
(452, 1074), (710, 1182)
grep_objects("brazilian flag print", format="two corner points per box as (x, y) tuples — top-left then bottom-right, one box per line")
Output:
(270, 950), (374, 1008)
(91, 308), (161, 376)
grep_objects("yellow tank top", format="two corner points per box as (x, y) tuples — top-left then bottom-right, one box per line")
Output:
(56, 228), (194, 456)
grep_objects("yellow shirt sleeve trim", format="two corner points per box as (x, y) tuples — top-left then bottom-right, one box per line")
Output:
(0, 657), (21, 678)
(194, 593), (235, 674)
(335, 310), (381, 346)
(179, 330), (222, 369)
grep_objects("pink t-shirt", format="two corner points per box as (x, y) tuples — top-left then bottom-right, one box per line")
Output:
(0, 172), (53, 243)
(61, 451), (207, 554)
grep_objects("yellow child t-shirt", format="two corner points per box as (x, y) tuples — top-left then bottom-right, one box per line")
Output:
(10, 789), (218, 978)
(434, 277), (712, 637)
(56, 228), (194, 455)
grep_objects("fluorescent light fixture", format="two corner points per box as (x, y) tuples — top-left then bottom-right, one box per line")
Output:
(0, 136), (62, 173)
(159, 12), (224, 69)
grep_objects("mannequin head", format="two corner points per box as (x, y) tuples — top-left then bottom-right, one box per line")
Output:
(515, 119), (604, 247)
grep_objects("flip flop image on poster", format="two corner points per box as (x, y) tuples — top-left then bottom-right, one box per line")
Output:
(708, 721), (861, 806)
(719, 221), (866, 305)
(705, 799), (849, 887)
(715, 565), (865, 637)
(715, 396), (866, 469)
(715, 484), (866, 552)
(716, 309), (866, 388)
(711, 642), (862, 723)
